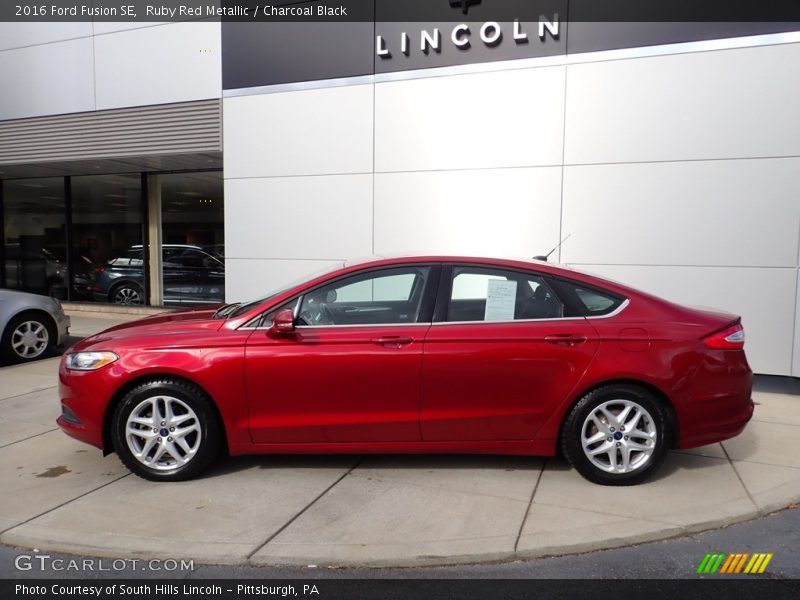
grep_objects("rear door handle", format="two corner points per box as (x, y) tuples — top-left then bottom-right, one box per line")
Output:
(544, 334), (587, 346)
(372, 336), (414, 348)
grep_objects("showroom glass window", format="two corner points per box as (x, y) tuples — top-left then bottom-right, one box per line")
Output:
(447, 267), (564, 321)
(297, 267), (432, 326)
(70, 174), (142, 303)
(2, 178), (67, 298)
(159, 172), (224, 305)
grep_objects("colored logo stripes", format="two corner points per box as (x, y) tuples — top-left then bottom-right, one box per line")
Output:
(696, 552), (773, 574)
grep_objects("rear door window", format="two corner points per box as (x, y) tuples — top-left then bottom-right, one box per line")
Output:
(446, 267), (564, 322)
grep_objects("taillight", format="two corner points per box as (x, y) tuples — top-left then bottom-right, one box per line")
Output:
(703, 323), (745, 350)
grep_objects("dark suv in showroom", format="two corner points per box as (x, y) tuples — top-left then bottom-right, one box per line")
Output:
(92, 245), (225, 305)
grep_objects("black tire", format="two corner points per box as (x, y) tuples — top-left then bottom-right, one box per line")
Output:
(561, 384), (670, 486)
(111, 378), (221, 482)
(1, 311), (56, 363)
(110, 281), (144, 305)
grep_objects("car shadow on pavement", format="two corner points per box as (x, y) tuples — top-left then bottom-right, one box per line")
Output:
(199, 450), (734, 484)
(57, 335), (83, 354)
(201, 453), (542, 480)
(541, 452), (727, 485)
(753, 374), (800, 395)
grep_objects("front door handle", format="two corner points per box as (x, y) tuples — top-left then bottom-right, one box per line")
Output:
(372, 336), (414, 348)
(544, 334), (587, 346)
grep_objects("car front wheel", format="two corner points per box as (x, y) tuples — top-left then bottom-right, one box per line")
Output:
(111, 379), (220, 481)
(561, 384), (670, 485)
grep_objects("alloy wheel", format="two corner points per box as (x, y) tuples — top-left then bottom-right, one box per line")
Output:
(125, 395), (202, 471)
(580, 399), (657, 474)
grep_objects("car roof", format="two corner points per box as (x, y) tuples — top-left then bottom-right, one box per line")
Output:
(345, 253), (548, 266)
(343, 254), (576, 276)
(347, 254), (654, 300)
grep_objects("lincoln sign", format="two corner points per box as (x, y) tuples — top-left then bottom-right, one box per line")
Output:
(376, 17), (560, 59)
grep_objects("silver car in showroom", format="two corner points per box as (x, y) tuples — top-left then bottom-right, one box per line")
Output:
(0, 289), (71, 362)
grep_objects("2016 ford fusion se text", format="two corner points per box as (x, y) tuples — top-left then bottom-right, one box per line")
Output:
(57, 256), (753, 485)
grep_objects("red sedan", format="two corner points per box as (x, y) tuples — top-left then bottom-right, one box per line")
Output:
(57, 256), (753, 485)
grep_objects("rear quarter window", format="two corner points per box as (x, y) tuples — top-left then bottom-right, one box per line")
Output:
(551, 279), (626, 317)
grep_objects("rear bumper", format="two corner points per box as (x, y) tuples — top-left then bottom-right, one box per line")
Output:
(678, 396), (754, 449)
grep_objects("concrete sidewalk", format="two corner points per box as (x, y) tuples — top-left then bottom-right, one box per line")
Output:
(0, 315), (798, 566)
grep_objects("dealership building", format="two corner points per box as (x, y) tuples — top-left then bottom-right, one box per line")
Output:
(0, 2), (799, 376)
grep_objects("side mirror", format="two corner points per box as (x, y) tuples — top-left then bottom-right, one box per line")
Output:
(269, 308), (295, 337)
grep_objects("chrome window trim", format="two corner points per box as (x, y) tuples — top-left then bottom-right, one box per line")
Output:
(295, 321), (431, 330)
(431, 316), (583, 326)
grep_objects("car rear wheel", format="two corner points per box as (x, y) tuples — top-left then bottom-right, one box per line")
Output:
(111, 282), (143, 305)
(111, 379), (221, 481)
(1, 312), (55, 363)
(561, 384), (669, 485)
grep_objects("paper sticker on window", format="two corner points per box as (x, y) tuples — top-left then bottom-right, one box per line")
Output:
(484, 279), (517, 321)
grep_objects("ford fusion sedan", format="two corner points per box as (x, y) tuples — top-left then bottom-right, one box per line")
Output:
(1, 289), (70, 362)
(57, 256), (753, 485)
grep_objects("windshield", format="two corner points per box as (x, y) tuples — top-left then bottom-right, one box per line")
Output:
(226, 262), (345, 319)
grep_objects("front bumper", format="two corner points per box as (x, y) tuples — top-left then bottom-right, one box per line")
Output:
(57, 360), (108, 450)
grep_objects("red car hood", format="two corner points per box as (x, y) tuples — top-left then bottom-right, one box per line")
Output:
(70, 306), (225, 350)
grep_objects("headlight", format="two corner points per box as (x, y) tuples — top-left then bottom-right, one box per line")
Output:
(65, 352), (119, 371)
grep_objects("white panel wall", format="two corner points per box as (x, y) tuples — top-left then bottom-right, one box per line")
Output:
(225, 175), (373, 260)
(374, 168), (562, 257)
(0, 22), (93, 51)
(565, 43), (800, 164)
(376, 67), (566, 172)
(225, 259), (343, 303)
(94, 21), (221, 110)
(92, 22), (169, 35)
(223, 84), (375, 300)
(0, 22), (221, 120)
(223, 66), (569, 302)
(561, 158), (800, 267)
(576, 264), (796, 376)
(561, 42), (800, 376)
(0, 37), (96, 119)
(223, 84), (374, 179)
